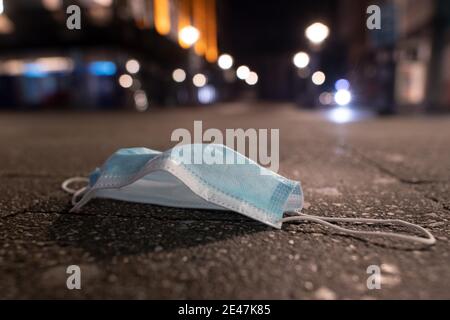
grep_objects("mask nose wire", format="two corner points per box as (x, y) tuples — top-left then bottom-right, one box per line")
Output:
(281, 211), (436, 246)
(61, 177), (90, 206)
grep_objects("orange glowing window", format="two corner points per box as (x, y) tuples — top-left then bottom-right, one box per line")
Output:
(154, 0), (171, 35)
(205, 0), (218, 63)
(193, 0), (207, 55)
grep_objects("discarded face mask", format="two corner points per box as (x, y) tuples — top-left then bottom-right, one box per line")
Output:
(62, 144), (435, 246)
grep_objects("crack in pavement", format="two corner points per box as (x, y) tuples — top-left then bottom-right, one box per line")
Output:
(342, 144), (450, 214)
(342, 144), (443, 185)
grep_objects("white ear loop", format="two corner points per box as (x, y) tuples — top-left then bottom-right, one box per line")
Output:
(280, 211), (436, 246)
(61, 177), (89, 206)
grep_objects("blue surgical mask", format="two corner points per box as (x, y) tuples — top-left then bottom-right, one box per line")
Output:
(62, 144), (435, 245)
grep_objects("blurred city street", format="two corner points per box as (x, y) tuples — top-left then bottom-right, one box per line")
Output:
(1, 103), (449, 299)
(1, 0), (450, 302)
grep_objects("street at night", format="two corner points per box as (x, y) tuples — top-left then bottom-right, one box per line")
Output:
(1, 104), (449, 299)
(0, 0), (450, 307)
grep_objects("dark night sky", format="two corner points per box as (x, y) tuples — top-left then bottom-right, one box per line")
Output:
(217, 0), (344, 100)
(218, 0), (338, 61)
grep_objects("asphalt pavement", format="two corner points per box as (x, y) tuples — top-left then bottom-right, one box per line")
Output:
(0, 103), (449, 299)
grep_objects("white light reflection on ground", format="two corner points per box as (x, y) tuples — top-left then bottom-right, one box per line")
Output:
(322, 106), (375, 124)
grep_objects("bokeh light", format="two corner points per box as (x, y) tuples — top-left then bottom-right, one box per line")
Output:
(236, 65), (250, 80)
(293, 52), (310, 68)
(172, 68), (186, 83)
(335, 79), (350, 91)
(179, 26), (200, 47)
(198, 85), (216, 104)
(192, 73), (207, 87)
(245, 71), (258, 85)
(305, 22), (329, 44)
(118, 74), (133, 88)
(88, 61), (116, 76)
(312, 71), (326, 85)
(218, 54), (233, 70)
(125, 59), (140, 74)
(334, 89), (352, 105)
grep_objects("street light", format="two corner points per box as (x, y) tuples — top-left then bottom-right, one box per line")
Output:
(218, 54), (234, 70)
(334, 89), (352, 106)
(293, 52), (310, 68)
(179, 26), (200, 47)
(335, 79), (350, 91)
(172, 68), (186, 83)
(236, 65), (250, 80)
(198, 85), (216, 104)
(125, 59), (140, 74)
(245, 71), (258, 85)
(305, 22), (329, 45)
(119, 74), (133, 88)
(312, 71), (326, 85)
(193, 73), (207, 87)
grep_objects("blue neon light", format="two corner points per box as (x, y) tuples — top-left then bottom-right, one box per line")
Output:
(24, 63), (47, 78)
(88, 61), (117, 76)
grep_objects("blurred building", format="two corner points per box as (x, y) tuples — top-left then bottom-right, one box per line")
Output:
(395, 0), (436, 113)
(0, 0), (222, 110)
(338, 0), (450, 114)
(2, 0), (450, 113)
